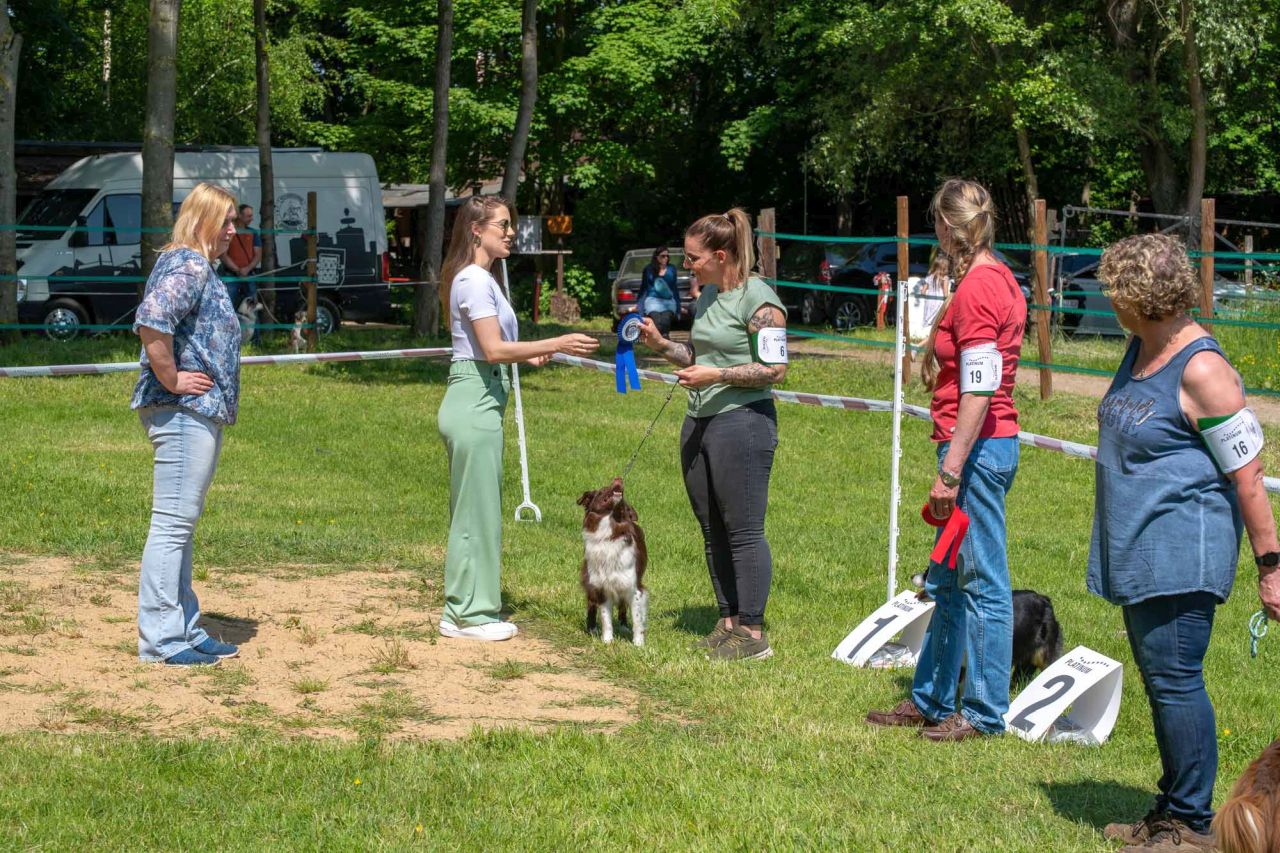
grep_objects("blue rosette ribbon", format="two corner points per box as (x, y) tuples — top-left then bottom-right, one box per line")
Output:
(615, 314), (643, 393)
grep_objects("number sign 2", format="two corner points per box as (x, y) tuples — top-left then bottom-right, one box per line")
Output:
(832, 590), (935, 668)
(1003, 645), (1123, 744)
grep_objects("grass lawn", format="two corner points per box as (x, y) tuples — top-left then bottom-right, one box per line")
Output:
(1, 325), (1278, 850)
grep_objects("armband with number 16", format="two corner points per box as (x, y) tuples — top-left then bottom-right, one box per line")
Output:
(1199, 408), (1264, 474)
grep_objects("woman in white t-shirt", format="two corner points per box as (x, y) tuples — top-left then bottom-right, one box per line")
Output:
(435, 196), (598, 641)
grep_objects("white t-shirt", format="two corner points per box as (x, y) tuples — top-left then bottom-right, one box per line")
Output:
(450, 264), (519, 361)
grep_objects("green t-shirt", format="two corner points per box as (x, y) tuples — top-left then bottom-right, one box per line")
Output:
(686, 276), (787, 417)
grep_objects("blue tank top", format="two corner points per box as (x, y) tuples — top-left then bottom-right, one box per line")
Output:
(1087, 335), (1243, 606)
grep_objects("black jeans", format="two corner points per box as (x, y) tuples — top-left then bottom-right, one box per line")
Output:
(680, 399), (778, 625)
(647, 310), (676, 338)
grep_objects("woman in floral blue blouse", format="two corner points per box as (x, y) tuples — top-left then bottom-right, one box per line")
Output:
(131, 182), (243, 667)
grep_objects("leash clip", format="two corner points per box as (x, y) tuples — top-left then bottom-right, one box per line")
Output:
(1250, 610), (1268, 658)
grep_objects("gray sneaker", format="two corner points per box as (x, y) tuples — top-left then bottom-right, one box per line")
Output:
(693, 623), (734, 650)
(707, 625), (774, 661)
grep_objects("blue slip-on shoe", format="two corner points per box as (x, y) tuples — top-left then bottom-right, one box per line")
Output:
(194, 637), (240, 659)
(162, 648), (221, 667)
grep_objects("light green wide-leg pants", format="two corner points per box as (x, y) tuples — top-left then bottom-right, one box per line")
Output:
(437, 359), (510, 627)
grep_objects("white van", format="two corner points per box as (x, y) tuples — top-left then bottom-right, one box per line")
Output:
(16, 148), (391, 339)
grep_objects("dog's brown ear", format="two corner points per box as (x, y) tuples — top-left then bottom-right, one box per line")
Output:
(577, 491), (593, 507)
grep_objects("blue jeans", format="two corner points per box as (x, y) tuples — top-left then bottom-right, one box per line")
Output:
(912, 437), (1019, 733)
(137, 407), (222, 661)
(1122, 592), (1218, 833)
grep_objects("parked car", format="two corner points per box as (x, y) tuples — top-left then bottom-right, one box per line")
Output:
(819, 238), (1038, 332)
(1056, 266), (1253, 337)
(609, 248), (695, 326)
(775, 242), (850, 325)
(16, 149), (393, 341)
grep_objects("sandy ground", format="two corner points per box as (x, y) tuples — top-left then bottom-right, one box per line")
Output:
(0, 556), (637, 740)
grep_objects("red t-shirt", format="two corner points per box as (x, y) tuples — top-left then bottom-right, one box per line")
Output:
(929, 263), (1026, 442)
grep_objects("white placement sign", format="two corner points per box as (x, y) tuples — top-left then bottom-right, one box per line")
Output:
(1004, 644), (1123, 744)
(832, 589), (935, 668)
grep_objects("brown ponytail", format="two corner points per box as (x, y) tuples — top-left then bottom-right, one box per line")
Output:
(685, 207), (755, 286)
(920, 179), (996, 389)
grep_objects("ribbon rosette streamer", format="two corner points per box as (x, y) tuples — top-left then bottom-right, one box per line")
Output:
(615, 314), (643, 393)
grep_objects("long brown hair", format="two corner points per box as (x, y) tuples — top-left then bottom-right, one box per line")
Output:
(439, 195), (515, 309)
(685, 207), (755, 286)
(920, 179), (996, 389)
(162, 182), (237, 261)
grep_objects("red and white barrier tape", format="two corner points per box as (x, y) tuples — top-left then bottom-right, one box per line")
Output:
(1, 347), (1272, 492)
(550, 354), (1280, 491)
(0, 347), (453, 378)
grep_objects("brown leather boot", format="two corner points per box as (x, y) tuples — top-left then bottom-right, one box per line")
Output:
(1104, 810), (1163, 845)
(865, 699), (929, 728)
(920, 712), (988, 742)
(1119, 815), (1214, 851)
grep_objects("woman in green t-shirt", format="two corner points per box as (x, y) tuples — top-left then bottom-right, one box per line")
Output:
(637, 208), (788, 661)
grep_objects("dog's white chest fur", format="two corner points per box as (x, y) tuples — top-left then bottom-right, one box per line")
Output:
(583, 519), (638, 598)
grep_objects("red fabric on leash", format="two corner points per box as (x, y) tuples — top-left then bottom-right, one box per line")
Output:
(921, 504), (970, 570)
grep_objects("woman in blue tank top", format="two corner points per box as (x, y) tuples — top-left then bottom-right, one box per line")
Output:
(1090, 234), (1280, 849)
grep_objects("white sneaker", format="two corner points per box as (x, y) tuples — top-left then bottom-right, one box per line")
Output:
(439, 620), (518, 641)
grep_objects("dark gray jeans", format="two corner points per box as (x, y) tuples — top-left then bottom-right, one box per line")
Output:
(680, 399), (778, 625)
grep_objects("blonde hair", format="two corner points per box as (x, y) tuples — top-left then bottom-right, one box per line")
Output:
(1098, 234), (1198, 321)
(162, 182), (237, 261)
(439, 195), (515, 308)
(920, 179), (996, 389)
(685, 208), (755, 285)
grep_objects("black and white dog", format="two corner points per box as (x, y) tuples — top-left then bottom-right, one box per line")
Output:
(577, 478), (648, 646)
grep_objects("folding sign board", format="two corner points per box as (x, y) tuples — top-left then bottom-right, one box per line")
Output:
(1004, 645), (1123, 744)
(832, 590), (935, 668)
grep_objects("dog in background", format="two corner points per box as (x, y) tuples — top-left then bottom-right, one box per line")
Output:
(1010, 589), (1063, 682)
(1214, 737), (1280, 853)
(577, 478), (647, 646)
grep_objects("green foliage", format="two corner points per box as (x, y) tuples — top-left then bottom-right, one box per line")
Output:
(537, 262), (604, 317)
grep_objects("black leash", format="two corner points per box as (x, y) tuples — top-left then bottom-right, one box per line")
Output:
(619, 379), (682, 480)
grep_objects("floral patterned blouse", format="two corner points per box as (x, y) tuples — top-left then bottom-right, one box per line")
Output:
(131, 248), (242, 425)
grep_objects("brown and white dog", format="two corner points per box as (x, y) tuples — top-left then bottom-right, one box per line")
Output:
(577, 478), (648, 646)
(1214, 737), (1280, 853)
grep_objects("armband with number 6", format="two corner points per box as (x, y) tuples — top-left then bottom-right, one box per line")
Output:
(1199, 408), (1264, 474)
(752, 327), (788, 365)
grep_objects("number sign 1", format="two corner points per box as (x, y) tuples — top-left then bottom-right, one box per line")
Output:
(1003, 645), (1123, 744)
(832, 590), (935, 668)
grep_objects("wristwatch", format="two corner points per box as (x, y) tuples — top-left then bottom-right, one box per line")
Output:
(939, 468), (962, 488)
(1255, 551), (1280, 569)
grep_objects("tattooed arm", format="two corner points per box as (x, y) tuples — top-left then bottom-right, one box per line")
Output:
(718, 303), (788, 387)
(638, 317), (694, 367)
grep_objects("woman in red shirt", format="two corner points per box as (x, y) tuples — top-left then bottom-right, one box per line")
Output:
(866, 179), (1026, 741)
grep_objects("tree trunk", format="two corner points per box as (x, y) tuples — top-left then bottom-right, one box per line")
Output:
(102, 9), (112, 107)
(414, 0), (451, 337)
(500, 0), (537, 204)
(1014, 123), (1040, 244)
(0, 4), (20, 342)
(1181, 0), (1206, 220)
(254, 0), (277, 311)
(141, 0), (181, 291)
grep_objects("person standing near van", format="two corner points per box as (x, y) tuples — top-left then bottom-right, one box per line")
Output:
(131, 182), (243, 667)
(637, 209), (788, 662)
(437, 195), (599, 641)
(221, 205), (262, 344)
(634, 246), (680, 337)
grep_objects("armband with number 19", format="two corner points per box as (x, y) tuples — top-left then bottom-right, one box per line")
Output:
(959, 342), (1001, 395)
(1199, 408), (1264, 474)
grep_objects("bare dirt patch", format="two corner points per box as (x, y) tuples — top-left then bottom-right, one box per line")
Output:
(0, 556), (637, 740)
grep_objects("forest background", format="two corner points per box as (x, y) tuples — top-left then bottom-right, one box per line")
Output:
(13, 0), (1280, 292)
